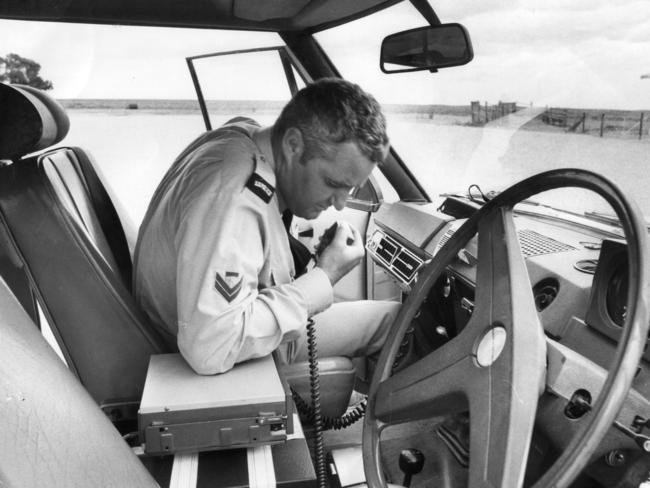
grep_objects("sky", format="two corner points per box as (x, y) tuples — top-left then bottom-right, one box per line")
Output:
(0, 0), (649, 110)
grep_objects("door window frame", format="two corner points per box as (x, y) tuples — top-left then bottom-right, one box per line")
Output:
(186, 46), (303, 131)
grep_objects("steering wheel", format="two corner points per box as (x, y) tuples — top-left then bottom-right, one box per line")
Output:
(363, 169), (650, 488)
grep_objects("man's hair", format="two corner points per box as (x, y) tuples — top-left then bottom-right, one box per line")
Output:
(271, 78), (388, 164)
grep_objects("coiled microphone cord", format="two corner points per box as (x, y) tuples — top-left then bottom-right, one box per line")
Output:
(306, 317), (327, 488)
(291, 388), (366, 430)
(290, 317), (369, 487)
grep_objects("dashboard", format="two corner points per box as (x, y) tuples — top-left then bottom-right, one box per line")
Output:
(365, 200), (641, 365)
(365, 199), (650, 484)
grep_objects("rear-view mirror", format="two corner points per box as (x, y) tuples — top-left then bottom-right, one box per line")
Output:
(380, 23), (473, 74)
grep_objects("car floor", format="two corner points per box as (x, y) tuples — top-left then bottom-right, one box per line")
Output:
(304, 415), (468, 487)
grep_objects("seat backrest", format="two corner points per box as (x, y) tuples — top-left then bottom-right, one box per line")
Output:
(41, 145), (134, 289)
(0, 274), (158, 488)
(0, 82), (171, 422)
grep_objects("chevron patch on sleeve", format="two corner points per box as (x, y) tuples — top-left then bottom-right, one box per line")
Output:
(214, 271), (243, 302)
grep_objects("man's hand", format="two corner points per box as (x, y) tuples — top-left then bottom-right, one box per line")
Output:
(315, 221), (365, 285)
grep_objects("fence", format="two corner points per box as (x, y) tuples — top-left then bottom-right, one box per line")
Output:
(543, 107), (647, 140)
(471, 101), (518, 124)
(542, 108), (568, 127)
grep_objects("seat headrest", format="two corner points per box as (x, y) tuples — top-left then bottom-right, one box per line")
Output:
(0, 82), (70, 160)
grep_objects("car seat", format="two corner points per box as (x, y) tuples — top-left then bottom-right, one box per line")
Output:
(0, 82), (170, 426)
(0, 274), (158, 487)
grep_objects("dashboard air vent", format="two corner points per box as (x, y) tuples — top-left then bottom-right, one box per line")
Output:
(574, 258), (599, 274)
(367, 229), (424, 285)
(438, 228), (456, 249)
(532, 278), (560, 312)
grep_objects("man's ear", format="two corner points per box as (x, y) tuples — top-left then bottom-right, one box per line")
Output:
(281, 127), (304, 165)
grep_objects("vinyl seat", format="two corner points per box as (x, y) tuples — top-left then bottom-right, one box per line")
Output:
(0, 82), (169, 426)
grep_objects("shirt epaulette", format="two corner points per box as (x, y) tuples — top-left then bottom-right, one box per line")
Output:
(245, 172), (275, 203)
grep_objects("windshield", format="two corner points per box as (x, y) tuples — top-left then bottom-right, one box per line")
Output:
(315, 2), (650, 220)
(1, 2), (648, 227)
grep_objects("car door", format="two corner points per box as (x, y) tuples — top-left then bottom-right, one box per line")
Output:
(187, 46), (399, 303)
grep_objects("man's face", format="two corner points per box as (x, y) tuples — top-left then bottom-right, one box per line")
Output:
(282, 140), (376, 220)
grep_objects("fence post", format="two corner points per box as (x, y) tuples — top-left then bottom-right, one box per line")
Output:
(582, 112), (586, 133)
(600, 113), (605, 137)
(485, 101), (488, 123)
(640, 113), (644, 140)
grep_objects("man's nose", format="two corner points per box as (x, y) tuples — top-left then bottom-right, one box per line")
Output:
(334, 188), (350, 210)
(330, 189), (348, 211)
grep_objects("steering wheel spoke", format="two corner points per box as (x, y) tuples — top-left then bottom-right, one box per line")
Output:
(374, 343), (474, 424)
(458, 206), (547, 484)
(465, 332), (544, 486)
(472, 207), (535, 330)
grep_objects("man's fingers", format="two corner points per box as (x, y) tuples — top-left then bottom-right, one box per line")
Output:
(348, 225), (362, 245)
(336, 221), (360, 246)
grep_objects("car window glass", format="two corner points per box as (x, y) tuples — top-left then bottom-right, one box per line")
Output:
(190, 48), (306, 129)
(0, 22), (285, 226)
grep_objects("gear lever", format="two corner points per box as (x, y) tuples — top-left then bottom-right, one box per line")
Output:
(399, 448), (424, 487)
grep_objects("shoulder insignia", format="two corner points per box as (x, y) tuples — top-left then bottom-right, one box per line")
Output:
(215, 271), (243, 302)
(245, 173), (275, 204)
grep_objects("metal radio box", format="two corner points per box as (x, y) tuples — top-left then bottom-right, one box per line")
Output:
(138, 354), (291, 455)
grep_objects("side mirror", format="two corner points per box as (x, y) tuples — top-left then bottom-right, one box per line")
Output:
(380, 23), (473, 74)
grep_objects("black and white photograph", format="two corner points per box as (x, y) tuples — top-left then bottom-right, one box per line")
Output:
(1, 1), (649, 487)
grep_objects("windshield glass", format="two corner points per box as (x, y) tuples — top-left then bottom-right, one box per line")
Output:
(315, 2), (650, 220)
(1, 2), (648, 227)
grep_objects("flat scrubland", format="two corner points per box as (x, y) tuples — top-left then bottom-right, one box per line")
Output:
(60, 99), (646, 136)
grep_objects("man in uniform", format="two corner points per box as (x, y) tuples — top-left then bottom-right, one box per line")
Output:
(133, 78), (399, 375)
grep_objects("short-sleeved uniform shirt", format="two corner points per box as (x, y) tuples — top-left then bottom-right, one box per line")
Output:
(133, 118), (333, 374)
